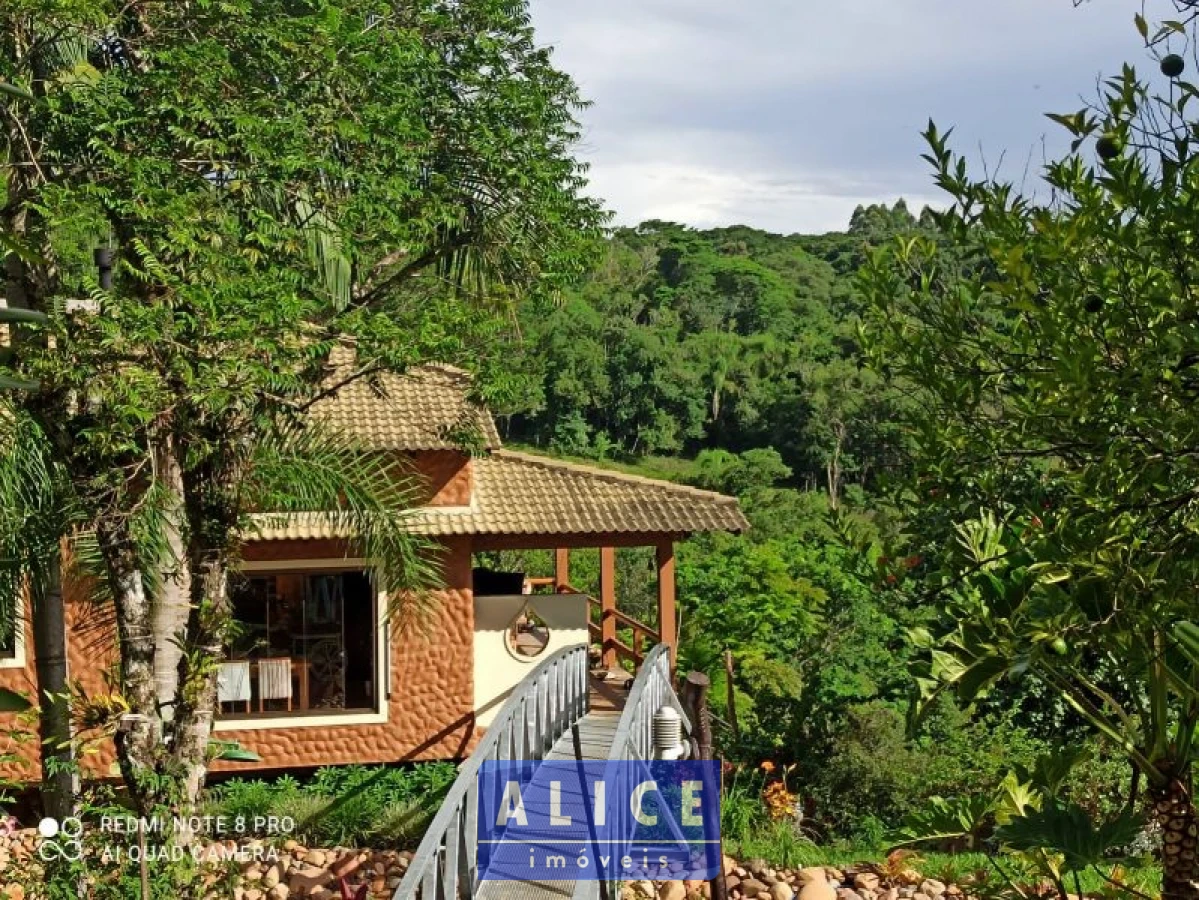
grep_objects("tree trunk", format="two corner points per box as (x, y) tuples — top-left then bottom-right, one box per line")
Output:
(152, 442), (189, 717)
(99, 525), (166, 815)
(1153, 779), (1199, 900)
(169, 549), (229, 808)
(31, 550), (78, 820)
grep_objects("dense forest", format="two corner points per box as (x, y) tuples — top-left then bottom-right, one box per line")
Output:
(481, 205), (1119, 848)
(503, 205), (922, 502)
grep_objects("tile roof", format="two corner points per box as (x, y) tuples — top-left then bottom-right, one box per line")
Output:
(311, 348), (501, 452)
(248, 449), (749, 541)
(250, 349), (748, 541)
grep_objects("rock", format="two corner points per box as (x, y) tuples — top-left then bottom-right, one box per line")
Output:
(769, 882), (794, 900)
(290, 864), (332, 896)
(741, 878), (768, 898)
(748, 860), (768, 877)
(798, 869), (828, 887)
(3, 885), (24, 900)
(836, 891), (864, 900)
(918, 881), (945, 900)
(898, 889), (915, 900)
(726, 875), (741, 892)
(724, 857), (737, 876)
(879, 890), (899, 900)
(267, 886), (290, 900)
(734, 867), (748, 879)
(797, 882), (835, 900)
(263, 863), (283, 889)
(370, 879), (386, 895)
(660, 881), (688, 900)
(305, 850), (327, 869)
(853, 874), (880, 893)
(244, 890), (264, 900)
(282, 840), (299, 852)
(824, 870), (844, 885)
(331, 852), (361, 880)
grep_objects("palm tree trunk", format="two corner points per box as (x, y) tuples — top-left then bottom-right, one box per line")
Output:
(31, 550), (78, 820)
(1153, 779), (1199, 899)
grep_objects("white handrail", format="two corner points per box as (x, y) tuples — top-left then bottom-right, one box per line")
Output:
(394, 643), (590, 900)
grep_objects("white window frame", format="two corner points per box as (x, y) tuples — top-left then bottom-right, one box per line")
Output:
(213, 559), (389, 732)
(0, 603), (25, 670)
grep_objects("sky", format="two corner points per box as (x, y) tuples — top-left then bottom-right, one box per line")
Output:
(527, 0), (1168, 234)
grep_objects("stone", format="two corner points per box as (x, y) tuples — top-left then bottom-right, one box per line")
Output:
(918, 881), (945, 900)
(880, 890), (899, 900)
(283, 840), (299, 852)
(836, 891), (864, 900)
(724, 857), (737, 876)
(659, 881), (688, 900)
(796, 867), (824, 891)
(741, 878), (768, 898)
(748, 859), (768, 876)
(263, 863), (283, 889)
(370, 879), (386, 895)
(898, 889), (915, 899)
(725, 875), (741, 892)
(244, 890), (264, 900)
(853, 874), (880, 893)
(305, 850), (327, 869)
(331, 853), (361, 880)
(267, 886), (290, 900)
(769, 882), (794, 900)
(824, 870), (844, 885)
(3, 885), (24, 900)
(797, 882), (835, 900)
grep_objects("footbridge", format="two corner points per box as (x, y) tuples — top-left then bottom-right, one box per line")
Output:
(394, 643), (695, 900)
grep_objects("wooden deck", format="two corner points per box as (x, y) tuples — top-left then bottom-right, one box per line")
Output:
(475, 670), (630, 900)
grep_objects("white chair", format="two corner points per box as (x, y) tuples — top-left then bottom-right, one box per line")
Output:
(217, 661), (251, 713)
(257, 657), (293, 712)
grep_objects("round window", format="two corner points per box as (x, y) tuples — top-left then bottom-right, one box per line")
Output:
(507, 607), (551, 660)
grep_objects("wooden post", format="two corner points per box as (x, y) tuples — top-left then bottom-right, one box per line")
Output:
(555, 548), (570, 590)
(724, 650), (739, 741)
(600, 546), (617, 669)
(681, 672), (727, 900)
(656, 540), (677, 665)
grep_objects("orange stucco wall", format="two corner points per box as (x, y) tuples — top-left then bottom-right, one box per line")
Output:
(220, 535), (477, 771)
(414, 450), (473, 507)
(0, 531), (478, 781)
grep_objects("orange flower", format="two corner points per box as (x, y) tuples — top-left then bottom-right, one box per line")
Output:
(759, 760), (776, 773)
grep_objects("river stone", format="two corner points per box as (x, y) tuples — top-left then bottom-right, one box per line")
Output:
(853, 874), (880, 893)
(918, 881), (945, 899)
(741, 878), (768, 898)
(769, 882), (794, 900)
(797, 869), (828, 887)
(797, 881), (835, 900)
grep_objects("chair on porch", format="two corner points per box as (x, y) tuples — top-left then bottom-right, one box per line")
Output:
(217, 660), (252, 714)
(257, 657), (293, 712)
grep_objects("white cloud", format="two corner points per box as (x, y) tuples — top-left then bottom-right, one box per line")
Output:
(530, 0), (1169, 232)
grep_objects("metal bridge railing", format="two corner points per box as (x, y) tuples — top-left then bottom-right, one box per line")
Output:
(394, 643), (591, 900)
(575, 644), (692, 900)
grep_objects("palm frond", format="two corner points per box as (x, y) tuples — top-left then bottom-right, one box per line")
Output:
(245, 423), (440, 632)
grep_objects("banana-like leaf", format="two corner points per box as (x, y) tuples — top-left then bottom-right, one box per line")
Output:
(0, 377), (40, 392)
(1174, 621), (1199, 666)
(995, 799), (1142, 872)
(209, 739), (262, 762)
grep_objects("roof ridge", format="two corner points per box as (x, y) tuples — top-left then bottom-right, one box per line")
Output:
(490, 449), (740, 505)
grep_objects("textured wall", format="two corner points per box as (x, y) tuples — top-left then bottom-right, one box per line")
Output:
(0, 534), (478, 781)
(0, 573), (119, 780)
(213, 535), (477, 771)
(414, 450), (473, 507)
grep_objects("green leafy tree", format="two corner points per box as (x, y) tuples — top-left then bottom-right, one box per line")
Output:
(2, 0), (602, 818)
(862, 20), (1199, 897)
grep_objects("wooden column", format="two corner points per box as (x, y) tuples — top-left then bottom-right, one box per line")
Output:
(554, 548), (570, 590)
(656, 539), (677, 664)
(600, 546), (617, 669)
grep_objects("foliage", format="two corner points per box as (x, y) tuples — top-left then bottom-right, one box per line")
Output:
(203, 762), (457, 848)
(860, 10), (1199, 895)
(1, 0), (604, 814)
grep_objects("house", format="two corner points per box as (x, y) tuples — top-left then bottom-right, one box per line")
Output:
(0, 354), (748, 774)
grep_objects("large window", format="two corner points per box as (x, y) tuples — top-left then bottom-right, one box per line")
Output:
(221, 570), (378, 718)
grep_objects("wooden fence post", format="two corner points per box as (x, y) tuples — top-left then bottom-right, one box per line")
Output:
(681, 671), (728, 900)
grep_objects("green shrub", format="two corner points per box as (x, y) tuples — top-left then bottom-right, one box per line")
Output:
(202, 762), (457, 848)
